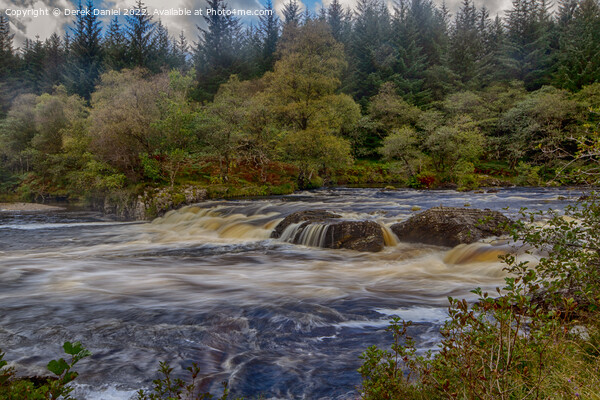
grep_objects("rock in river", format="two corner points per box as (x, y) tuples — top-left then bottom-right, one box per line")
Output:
(390, 207), (511, 247)
(271, 209), (386, 252)
(271, 209), (341, 238)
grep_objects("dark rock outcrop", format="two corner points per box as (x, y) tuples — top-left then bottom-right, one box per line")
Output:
(270, 209), (341, 238)
(271, 210), (385, 252)
(324, 221), (386, 252)
(390, 207), (511, 247)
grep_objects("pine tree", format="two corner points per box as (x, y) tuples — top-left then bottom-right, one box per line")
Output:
(410, 0), (449, 67)
(171, 31), (190, 71)
(194, 0), (242, 100)
(556, 0), (600, 90)
(0, 15), (17, 117)
(152, 20), (172, 71)
(239, 24), (263, 77)
(391, 0), (453, 102)
(21, 37), (46, 94)
(0, 15), (15, 76)
(42, 33), (65, 91)
(282, 0), (302, 26)
(348, 0), (393, 106)
(302, 7), (313, 24)
(64, 0), (103, 100)
(64, 31), (72, 56)
(558, 0), (579, 26)
(258, 0), (279, 72)
(125, 0), (156, 69)
(103, 16), (128, 71)
(318, 5), (327, 21)
(327, 0), (345, 42)
(390, 0), (428, 103)
(505, 0), (554, 88)
(449, 0), (482, 85)
(478, 13), (511, 84)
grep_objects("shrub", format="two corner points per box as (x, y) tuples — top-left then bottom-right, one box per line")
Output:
(136, 362), (240, 400)
(0, 342), (90, 400)
(515, 161), (542, 186)
(359, 195), (600, 399)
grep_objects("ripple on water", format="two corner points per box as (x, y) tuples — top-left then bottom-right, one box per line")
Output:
(0, 187), (576, 399)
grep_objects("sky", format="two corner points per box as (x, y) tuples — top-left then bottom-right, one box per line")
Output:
(0, 0), (516, 47)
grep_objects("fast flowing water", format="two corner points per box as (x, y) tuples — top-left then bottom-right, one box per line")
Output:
(0, 187), (581, 399)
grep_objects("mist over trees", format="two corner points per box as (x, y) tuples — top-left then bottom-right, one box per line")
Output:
(1, 0), (600, 196)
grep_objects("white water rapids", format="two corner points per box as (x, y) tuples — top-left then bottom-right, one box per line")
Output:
(0, 187), (580, 399)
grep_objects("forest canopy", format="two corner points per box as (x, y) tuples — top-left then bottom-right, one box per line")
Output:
(1, 0), (600, 200)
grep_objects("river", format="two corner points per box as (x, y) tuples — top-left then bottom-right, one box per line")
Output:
(0, 187), (581, 399)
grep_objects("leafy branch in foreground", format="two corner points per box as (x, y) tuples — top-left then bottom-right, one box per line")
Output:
(136, 361), (241, 400)
(0, 341), (91, 400)
(359, 195), (600, 399)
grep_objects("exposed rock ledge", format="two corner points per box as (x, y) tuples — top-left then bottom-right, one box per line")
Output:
(89, 185), (207, 220)
(390, 207), (511, 247)
(271, 209), (385, 252)
(0, 203), (65, 212)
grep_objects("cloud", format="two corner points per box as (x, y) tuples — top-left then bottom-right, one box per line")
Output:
(318, 0), (513, 17)
(1, 0), (554, 48)
(1, 0), (73, 47)
(272, 0), (306, 18)
(440, 0), (512, 18)
(1, 0), (275, 46)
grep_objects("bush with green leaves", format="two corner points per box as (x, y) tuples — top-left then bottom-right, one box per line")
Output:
(358, 195), (600, 399)
(0, 341), (90, 400)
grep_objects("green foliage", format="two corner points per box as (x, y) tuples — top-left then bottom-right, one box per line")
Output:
(3, 2), (600, 199)
(359, 195), (600, 399)
(152, 71), (199, 152)
(498, 86), (579, 168)
(425, 116), (485, 175)
(197, 76), (253, 180)
(369, 83), (422, 133)
(508, 196), (600, 312)
(88, 68), (201, 186)
(0, 87), (92, 199)
(262, 21), (358, 188)
(379, 126), (425, 178)
(555, 0), (600, 91)
(266, 21), (353, 132)
(72, 160), (127, 193)
(140, 153), (164, 182)
(362, 83), (422, 157)
(136, 361), (238, 400)
(358, 318), (424, 399)
(333, 161), (397, 185)
(515, 161), (542, 185)
(454, 160), (478, 190)
(0, 342), (90, 400)
(64, 0), (103, 100)
(281, 128), (352, 188)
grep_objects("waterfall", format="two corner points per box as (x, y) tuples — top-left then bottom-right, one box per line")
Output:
(443, 243), (506, 264)
(149, 205), (280, 241)
(279, 222), (330, 247)
(380, 224), (399, 247)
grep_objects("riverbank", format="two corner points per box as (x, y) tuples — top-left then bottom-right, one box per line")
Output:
(2, 158), (583, 222)
(0, 203), (65, 212)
